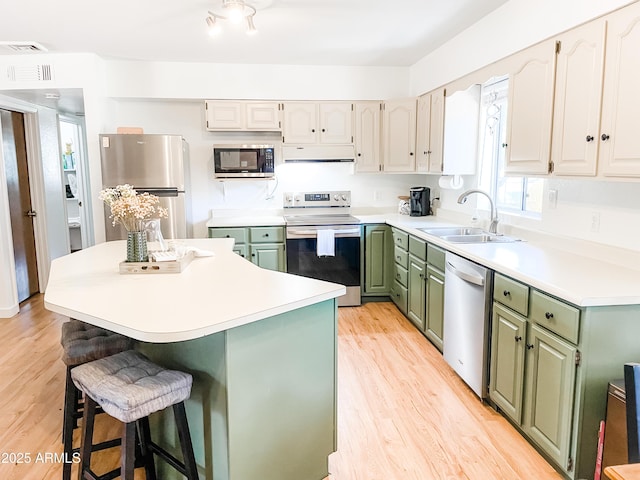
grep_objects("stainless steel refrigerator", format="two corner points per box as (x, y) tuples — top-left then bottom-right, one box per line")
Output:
(99, 134), (192, 241)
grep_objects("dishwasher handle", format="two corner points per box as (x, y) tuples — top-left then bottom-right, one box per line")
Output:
(446, 260), (485, 286)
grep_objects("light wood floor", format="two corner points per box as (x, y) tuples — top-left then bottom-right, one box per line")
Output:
(0, 295), (562, 479)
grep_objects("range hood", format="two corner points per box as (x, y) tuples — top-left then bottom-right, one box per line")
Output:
(282, 145), (355, 163)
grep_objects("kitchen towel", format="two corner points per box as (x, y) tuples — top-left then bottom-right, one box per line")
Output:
(316, 229), (335, 257)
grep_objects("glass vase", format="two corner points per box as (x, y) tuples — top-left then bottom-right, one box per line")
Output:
(126, 231), (148, 262)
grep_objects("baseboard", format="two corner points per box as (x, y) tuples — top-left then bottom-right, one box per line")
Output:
(0, 303), (19, 318)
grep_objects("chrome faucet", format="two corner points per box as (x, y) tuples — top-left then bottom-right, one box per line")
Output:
(457, 189), (499, 234)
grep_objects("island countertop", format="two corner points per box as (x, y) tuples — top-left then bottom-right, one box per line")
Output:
(44, 238), (345, 342)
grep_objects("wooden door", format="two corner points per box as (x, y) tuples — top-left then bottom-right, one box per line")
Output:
(551, 20), (605, 176)
(428, 89), (446, 173)
(425, 264), (444, 351)
(354, 102), (381, 172)
(407, 255), (426, 330)
(415, 94), (431, 172)
(319, 103), (352, 144)
(282, 102), (318, 144)
(489, 303), (527, 424)
(523, 323), (577, 470)
(363, 225), (390, 295)
(600, 3), (640, 177)
(382, 99), (417, 172)
(1, 109), (39, 302)
(504, 40), (556, 175)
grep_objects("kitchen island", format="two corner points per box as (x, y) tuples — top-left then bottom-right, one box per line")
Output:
(44, 239), (345, 480)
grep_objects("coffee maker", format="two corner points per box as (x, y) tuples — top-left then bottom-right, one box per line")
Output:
(410, 187), (431, 216)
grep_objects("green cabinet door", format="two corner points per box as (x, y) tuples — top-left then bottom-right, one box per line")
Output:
(250, 243), (286, 272)
(425, 265), (444, 351)
(489, 303), (527, 424)
(523, 323), (577, 471)
(363, 225), (391, 295)
(407, 254), (426, 330)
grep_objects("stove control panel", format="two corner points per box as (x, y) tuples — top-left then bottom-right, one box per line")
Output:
(284, 191), (351, 208)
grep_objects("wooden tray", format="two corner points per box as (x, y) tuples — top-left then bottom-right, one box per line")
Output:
(119, 250), (194, 274)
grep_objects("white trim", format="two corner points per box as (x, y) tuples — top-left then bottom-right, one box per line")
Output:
(24, 113), (50, 291)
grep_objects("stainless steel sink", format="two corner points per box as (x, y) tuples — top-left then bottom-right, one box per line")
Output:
(418, 226), (521, 244)
(439, 234), (520, 244)
(418, 227), (486, 237)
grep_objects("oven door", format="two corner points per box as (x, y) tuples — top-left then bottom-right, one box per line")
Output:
(286, 225), (361, 306)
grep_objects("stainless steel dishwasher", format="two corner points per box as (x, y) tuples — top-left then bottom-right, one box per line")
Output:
(443, 252), (493, 399)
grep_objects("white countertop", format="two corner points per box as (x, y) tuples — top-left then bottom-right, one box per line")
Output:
(44, 239), (345, 343)
(207, 211), (640, 307)
(371, 214), (640, 308)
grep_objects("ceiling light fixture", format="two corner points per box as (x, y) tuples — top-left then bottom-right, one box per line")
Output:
(206, 0), (258, 36)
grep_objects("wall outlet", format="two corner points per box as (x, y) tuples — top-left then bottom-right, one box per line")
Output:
(548, 189), (558, 209)
(591, 212), (600, 233)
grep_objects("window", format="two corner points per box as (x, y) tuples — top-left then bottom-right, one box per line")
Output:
(477, 77), (543, 216)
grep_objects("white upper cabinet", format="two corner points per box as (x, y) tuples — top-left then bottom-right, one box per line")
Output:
(415, 93), (432, 172)
(282, 102), (353, 144)
(245, 103), (282, 131)
(205, 101), (281, 131)
(354, 102), (382, 172)
(415, 90), (445, 174)
(600, 2), (640, 177)
(442, 84), (480, 175)
(428, 89), (446, 173)
(382, 98), (417, 172)
(551, 21), (606, 176)
(504, 39), (557, 175)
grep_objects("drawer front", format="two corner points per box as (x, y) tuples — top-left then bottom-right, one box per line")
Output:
(393, 246), (409, 268)
(393, 263), (408, 288)
(392, 228), (409, 250)
(426, 244), (446, 271)
(530, 290), (580, 344)
(408, 236), (427, 261)
(249, 226), (284, 243)
(391, 280), (408, 315)
(494, 273), (529, 316)
(209, 227), (247, 244)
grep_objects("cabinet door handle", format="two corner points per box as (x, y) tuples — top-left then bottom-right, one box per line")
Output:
(396, 256), (401, 261)
(545, 312), (554, 319)
(321, 128), (326, 132)
(586, 135), (594, 142)
(601, 133), (610, 141)
(526, 344), (535, 350)
(515, 335), (522, 342)
(503, 290), (511, 297)
(419, 273), (424, 279)
(502, 143), (508, 148)
(311, 129), (316, 133)
(264, 233), (269, 237)
(409, 152), (414, 156)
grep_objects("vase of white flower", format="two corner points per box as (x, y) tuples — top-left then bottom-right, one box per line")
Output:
(99, 184), (168, 262)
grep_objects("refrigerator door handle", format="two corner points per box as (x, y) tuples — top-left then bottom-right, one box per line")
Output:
(134, 187), (181, 197)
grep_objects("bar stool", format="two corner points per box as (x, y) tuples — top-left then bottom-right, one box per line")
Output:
(71, 350), (199, 480)
(60, 319), (135, 480)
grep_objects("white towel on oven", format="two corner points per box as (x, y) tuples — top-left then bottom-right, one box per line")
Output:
(316, 229), (335, 256)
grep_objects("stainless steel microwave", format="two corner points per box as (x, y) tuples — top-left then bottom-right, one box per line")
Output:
(213, 144), (275, 178)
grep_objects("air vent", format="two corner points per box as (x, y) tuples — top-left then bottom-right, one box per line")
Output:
(6, 64), (54, 82)
(0, 41), (48, 53)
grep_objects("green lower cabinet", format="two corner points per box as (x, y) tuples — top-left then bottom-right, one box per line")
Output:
(425, 265), (444, 351)
(489, 303), (527, 424)
(250, 243), (286, 272)
(390, 280), (408, 315)
(523, 323), (576, 471)
(407, 254), (427, 330)
(489, 300), (577, 474)
(363, 225), (392, 295)
(209, 226), (286, 272)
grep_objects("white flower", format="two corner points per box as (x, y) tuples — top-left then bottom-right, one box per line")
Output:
(99, 184), (168, 232)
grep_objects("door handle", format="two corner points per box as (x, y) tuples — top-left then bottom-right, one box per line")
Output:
(25, 210), (37, 217)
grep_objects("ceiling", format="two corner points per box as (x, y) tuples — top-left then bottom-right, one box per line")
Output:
(0, 0), (508, 67)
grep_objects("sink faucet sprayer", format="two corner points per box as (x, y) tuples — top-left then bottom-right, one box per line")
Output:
(457, 189), (499, 234)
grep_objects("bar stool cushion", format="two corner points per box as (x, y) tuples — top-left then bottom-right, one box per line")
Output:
(61, 319), (135, 366)
(71, 350), (192, 424)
